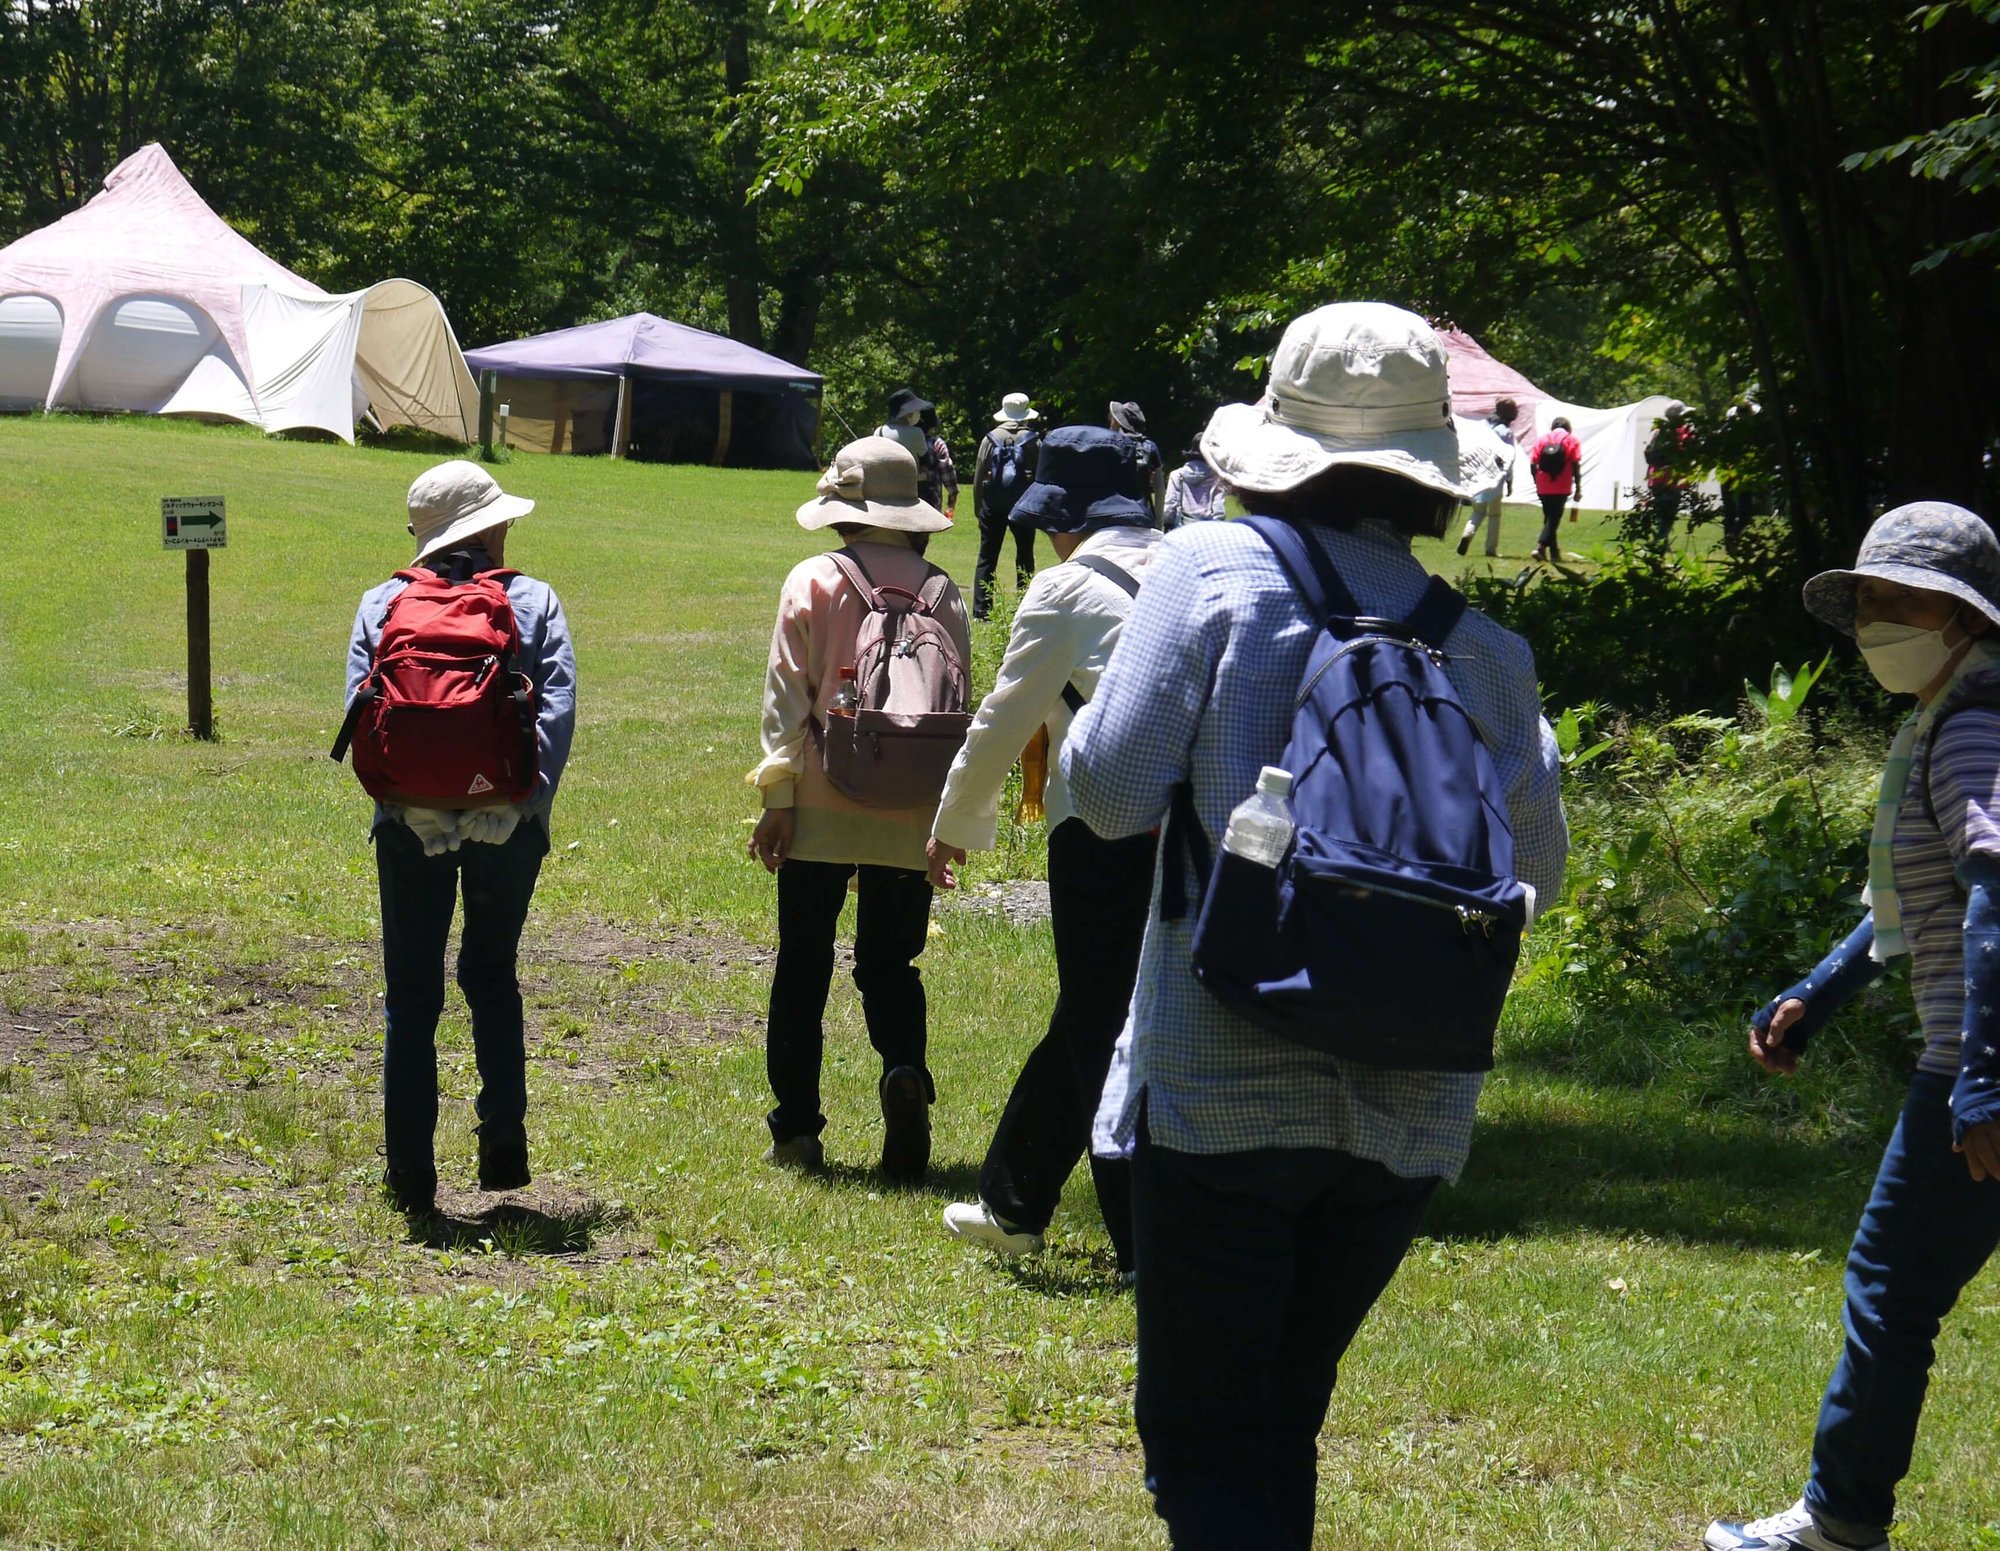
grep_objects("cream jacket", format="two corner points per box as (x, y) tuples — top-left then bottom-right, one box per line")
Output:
(932, 524), (1164, 852)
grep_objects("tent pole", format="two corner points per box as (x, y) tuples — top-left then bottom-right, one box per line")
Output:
(612, 372), (632, 460)
(713, 389), (734, 466)
(478, 370), (498, 460)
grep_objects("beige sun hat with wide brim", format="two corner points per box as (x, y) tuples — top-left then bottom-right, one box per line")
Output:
(408, 459), (535, 562)
(1200, 301), (1470, 502)
(795, 434), (952, 532)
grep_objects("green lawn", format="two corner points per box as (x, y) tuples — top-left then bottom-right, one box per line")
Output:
(0, 416), (1992, 1550)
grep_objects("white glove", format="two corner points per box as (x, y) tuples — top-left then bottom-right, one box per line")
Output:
(460, 804), (524, 846)
(401, 806), (462, 857)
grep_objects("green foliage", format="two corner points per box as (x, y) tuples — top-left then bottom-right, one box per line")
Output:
(1520, 671), (1916, 1101)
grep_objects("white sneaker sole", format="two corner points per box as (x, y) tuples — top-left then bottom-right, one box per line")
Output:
(941, 1208), (1044, 1256)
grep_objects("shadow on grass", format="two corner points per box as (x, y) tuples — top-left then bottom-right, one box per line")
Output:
(999, 1247), (1132, 1300)
(810, 1157), (984, 1202)
(406, 1198), (625, 1256)
(1427, 1100), (1885, 1257)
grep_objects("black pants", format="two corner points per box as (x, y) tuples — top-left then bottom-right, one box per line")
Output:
(374, 819), (549, 1171)
(979, 819), (1156, 1269)
(1536, 492), (1568, 552)
(973, 508), (1037, 619)
(766, 859), (934, 1141)
(1133, 1125), (1440, 1549)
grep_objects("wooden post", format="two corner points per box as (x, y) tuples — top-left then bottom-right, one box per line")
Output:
(478, 370), (498, 460)
(186, 549), (214, 740)
(712, 389), (734, 466)
(611, 372), (632, 460)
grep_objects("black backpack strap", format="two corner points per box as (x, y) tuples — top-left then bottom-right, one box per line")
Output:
(329, 682), (374, 762)
(1069, 554), (1140, 598)
(1061, 682), (1087, 714)
(1159, 780), (1210, 923)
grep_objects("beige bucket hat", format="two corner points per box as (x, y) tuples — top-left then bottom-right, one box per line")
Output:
(1200, 301), (1469, 501)
(795, 435), (952, 532)
(408, 460), (535, 562)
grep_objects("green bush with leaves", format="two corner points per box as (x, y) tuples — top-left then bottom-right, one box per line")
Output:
(1512, 662), (1919, 1115)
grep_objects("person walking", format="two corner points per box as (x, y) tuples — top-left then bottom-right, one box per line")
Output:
(1162, 442), (1228, 528)
(1063, 302), (1567, 1549)
(1528, 415), (1583, 562)
(746, 436), (971, 1182)
(920, 403), (958, 520)
(970, 392), (1042, 619)
(344, 461), (577, 1218)
(878, 387), (947, 511)
(927, 426), (1165, 1277)
(1110, 399), (1167, 526)
(1703, 503), (2000, 1551)
(1456, 396), (1520, 556)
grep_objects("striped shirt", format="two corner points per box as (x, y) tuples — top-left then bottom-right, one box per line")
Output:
(1900, 692), (2000, 1074)
(1065, 516), (1568, 1182)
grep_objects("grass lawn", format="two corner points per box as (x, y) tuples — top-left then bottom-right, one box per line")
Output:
(0, 415), (1992, 1550)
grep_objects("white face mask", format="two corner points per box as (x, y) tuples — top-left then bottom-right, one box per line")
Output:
(1856, 620), (1957, 694)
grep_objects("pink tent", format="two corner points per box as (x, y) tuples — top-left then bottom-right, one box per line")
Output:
(0, 144), (477, 440)
(1436, 328), (1547, 425)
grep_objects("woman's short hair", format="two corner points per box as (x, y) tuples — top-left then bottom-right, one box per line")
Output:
(1231, 465), (1457, 540)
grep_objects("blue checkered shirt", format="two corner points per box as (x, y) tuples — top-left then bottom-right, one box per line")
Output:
(1065, 517), (1568, 1181)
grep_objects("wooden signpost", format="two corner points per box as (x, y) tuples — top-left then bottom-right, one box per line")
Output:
(162, 496), (226, 740)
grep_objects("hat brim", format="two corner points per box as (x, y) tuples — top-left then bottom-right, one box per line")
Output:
(994, 407), (1040, 423)
(1199, 400), (1470, 502)
(795, 493), (952, 533)
(1803, 561), (2000, 637)
(413, 492), (535, 562)
(1009, 483), (1152, 534)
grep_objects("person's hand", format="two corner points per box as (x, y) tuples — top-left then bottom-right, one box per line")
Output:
(1957, 1118), (2000, 1183)
(926, 836), (967, 890)
(748, 809), (794, 873)
(461, 804), (524, 845)
(401, 806), (461, 857)
(1749, 998), (1805, 1074)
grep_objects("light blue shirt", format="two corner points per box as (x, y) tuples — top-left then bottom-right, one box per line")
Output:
(346, 564), (577, 832)
(1064, 516), (1567, 1181)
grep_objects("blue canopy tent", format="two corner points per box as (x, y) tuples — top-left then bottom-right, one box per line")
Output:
(463, 312), (824, 468)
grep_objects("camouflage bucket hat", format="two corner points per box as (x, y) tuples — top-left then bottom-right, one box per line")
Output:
(1802, 501), (2000, 637)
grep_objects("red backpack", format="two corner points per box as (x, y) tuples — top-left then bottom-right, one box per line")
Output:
(331, 568), (537, 806)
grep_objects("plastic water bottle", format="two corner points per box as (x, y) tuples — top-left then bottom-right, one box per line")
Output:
(828, 666), (859, 717)
(1221, 766), (1295, 867)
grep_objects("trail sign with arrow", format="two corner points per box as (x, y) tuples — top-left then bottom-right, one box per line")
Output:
(162, 496), (226, 550)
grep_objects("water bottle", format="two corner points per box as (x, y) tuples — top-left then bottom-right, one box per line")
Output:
(828, 666), (859, 717)
(1221, 766), (1295, 867)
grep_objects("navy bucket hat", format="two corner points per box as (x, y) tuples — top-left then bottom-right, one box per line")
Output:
(1802, 501), (2000, 636)
(1009, 425), (1153, 533)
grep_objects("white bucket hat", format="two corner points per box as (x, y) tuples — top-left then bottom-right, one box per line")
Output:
(1200, 302), (1469, 501)
(795, 435), (952, 532)
(994, 391), (1039, 424)
(408, 460), (535, 562)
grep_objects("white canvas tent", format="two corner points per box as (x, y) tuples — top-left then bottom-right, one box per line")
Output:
(0, 144), (479, 442)
(1502, 394), (1717, 510)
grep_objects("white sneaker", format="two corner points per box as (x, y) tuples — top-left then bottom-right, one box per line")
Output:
(1704, 1500), (1888, 1551)
(942, 1200), (1044, 1255)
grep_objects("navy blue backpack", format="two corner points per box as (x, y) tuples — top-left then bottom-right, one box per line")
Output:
(1167, 516), (1529, 1071)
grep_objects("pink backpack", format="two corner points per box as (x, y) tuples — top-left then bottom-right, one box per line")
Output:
(817, 548), (971, 808)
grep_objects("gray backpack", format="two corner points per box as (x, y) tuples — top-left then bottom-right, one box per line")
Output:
(817, 548), (971, 808)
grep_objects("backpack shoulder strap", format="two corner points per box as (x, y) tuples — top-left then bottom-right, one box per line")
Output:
(914, 563), (955, 614)
(1402, 576), (1468, 650)
(824, 548), (885, 611)
(1069, 554), (1140, 598)
(1238, 514), (1360, 621)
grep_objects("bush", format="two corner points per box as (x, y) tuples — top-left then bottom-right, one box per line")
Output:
(1508, 666), (1919, 1127)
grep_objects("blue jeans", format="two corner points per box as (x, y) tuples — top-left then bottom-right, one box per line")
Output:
(1804, 1069), (2000, 1542)
(1131, 1123), (1439, 1550)
(374, 818), (549, 1171)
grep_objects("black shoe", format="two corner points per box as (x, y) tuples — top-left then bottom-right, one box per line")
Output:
(879, 1066), (931, 1183)
(476, 1125), (531, 1192)
(1456, 534), (1472, 556)
(383, 1164), (437, 1216)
